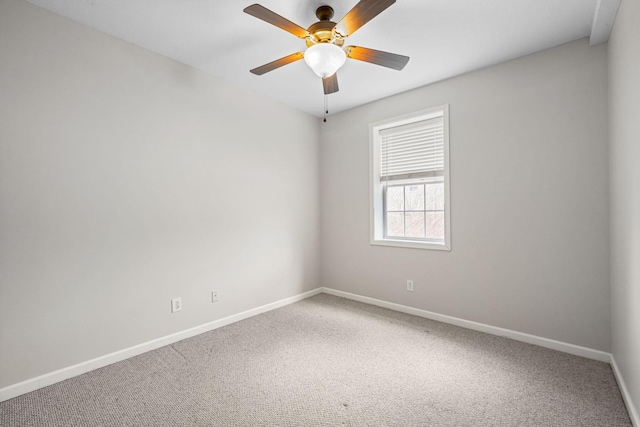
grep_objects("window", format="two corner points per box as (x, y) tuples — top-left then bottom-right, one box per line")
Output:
(370, 105), (450, 250)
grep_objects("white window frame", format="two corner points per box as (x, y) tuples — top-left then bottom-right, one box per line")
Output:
(369, 105), (451, 251)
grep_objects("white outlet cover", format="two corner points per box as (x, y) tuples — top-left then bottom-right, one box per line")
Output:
(171, 298), (182, 313)
(211, 291), (218, 303)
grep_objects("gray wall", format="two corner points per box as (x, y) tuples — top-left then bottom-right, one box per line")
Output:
(320, 39), (611, 351)
(0, 0), (320, 388)
(609, 0), (640, 417)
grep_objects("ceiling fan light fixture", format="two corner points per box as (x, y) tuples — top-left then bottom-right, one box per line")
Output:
(304, 43), (347, 78)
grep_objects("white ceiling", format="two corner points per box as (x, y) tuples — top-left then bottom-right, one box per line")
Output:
(25, 0), (607, 117)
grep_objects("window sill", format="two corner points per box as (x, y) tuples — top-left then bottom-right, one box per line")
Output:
(370, 238), (451, 251)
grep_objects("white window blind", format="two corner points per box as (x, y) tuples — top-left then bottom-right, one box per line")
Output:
(380, 116), (444, 181)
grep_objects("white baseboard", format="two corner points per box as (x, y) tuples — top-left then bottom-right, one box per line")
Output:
(0, 287), (323, 403)
(321, 287), (611, 363)
(611, 355), (639, 427)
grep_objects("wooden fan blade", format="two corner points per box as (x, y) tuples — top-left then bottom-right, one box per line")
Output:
(250, 52), (305, 75)
(334, 0), (395, 37)
(323, 74), (339, 94)
(345, 46), (409, 70)
(244, 4), (311, 39)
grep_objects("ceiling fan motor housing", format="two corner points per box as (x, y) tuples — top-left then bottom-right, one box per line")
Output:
(306, 6), (344, 47)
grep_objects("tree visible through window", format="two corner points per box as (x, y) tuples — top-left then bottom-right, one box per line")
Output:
(385, 182), (445, 240)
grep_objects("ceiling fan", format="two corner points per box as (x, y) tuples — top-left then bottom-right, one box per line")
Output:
(244, 0), (410, 97)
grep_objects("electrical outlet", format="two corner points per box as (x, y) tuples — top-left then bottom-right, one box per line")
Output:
(211, 291), (218, 303)
(407, 280), (414, 292)
(171, 297), (182, 313)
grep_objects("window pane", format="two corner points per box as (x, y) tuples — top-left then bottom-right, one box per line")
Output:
(386, 212), (404, 237)
(425, 182), (445, 210)
(405, 184), (424, 211)
(405, 212), (425, 238)
(386, 186), (404, 211)
(426, 212), (445, 239)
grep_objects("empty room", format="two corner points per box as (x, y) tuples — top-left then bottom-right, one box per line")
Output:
(0, 0), (638, 425)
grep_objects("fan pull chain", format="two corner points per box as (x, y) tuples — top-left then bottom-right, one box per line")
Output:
(323, 95), (329, 123)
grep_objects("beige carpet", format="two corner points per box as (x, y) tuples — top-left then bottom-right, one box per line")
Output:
(0, 294), (632, 426)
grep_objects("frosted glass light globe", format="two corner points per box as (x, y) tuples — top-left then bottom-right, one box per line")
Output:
(304, 43), (347, 78)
